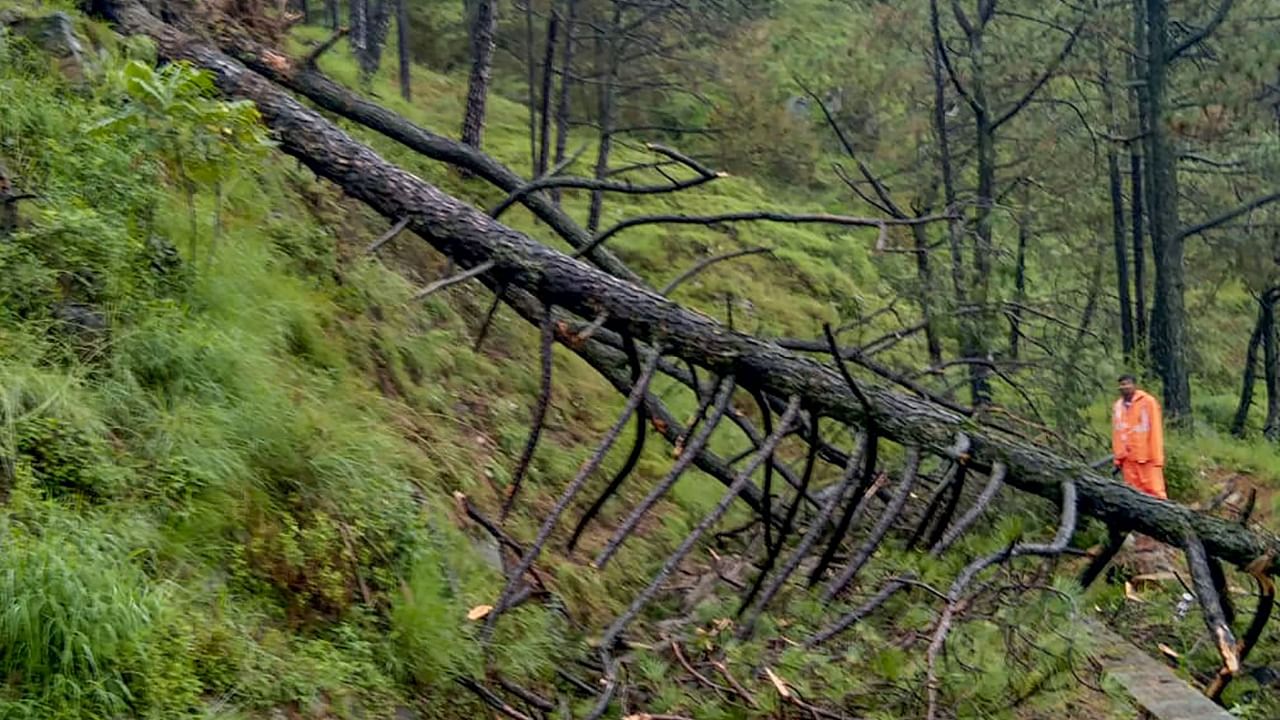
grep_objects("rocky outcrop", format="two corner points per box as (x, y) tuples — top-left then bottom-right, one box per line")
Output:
(2, 11), (90, 80)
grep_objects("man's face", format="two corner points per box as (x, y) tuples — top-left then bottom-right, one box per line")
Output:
(1118, 378), (1136, 401)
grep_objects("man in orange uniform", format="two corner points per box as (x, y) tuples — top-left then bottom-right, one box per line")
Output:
(1111, 374), (1167, 499)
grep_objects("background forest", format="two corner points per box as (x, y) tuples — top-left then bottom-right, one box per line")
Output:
(1, 0), (1280, 718)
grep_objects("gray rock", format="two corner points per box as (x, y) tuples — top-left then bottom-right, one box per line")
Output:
(5, 12), (89, 81)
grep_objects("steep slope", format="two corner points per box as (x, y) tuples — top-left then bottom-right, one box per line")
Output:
(2, 5), (1277, 719)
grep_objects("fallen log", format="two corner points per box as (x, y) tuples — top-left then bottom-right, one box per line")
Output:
(96, 0), (1280, 576)
(205, 19), (642, 286)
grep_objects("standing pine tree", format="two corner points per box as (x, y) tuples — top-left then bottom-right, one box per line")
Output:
(461, 0), (499, 148)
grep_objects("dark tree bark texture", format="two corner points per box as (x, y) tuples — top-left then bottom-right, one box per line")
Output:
(462, 0), (498, 149)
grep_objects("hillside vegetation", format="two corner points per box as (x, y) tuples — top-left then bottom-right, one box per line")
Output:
(0, 1), (1278, 719)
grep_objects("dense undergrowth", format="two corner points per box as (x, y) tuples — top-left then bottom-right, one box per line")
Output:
(0, 4), (1277, 719)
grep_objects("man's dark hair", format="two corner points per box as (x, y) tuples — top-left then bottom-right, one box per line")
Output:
(1118, 373), (1137, 383)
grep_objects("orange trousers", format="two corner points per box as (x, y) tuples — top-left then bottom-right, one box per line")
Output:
(1119, 460), (1167, 499)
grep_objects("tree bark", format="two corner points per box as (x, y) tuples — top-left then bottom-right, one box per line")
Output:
(586, 4), (621, 235)
(536, 11), (558, 177)
(1130, 2), (1148, 355)
(524, 0), (538, 174)
(98, 0), (1280, 577)
(1102, 62), (1133, 358)
(1008, 196), (1028, 360)
(927, 17), (963, 304)
(1130, 149), (1147, 353)
(1231, 298), (1266, 437)
(1264, 295), (1280, 440)
(461, 0), (498, 149)
(1144, 0), (1193, 422)
(396, 0), (410, 101)
(349, 0), (367, 66)
(326, 0), (338, 30)
(551, 0), (577, 205)
(208, 24), (641, 285)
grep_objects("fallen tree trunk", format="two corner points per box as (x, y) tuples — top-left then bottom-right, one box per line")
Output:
(208, 21), (642, 285)
(97, 0), (1280, 575)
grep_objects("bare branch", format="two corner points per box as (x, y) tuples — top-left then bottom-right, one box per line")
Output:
(931, 463), (1006, 555)
(1177, 191), (1280, 241)
(579, 210), (954, 262)
(500, 306), (556, 521)
(661, 247), (773, 295)
(303, 27), (349, 66)
(598, 398), (801, 652)
(925, 480), (1078, 720)
(991, 16), (1088, 131)
(486, 347), (664, 638)
(411, 260), (495, 301)
(822, 447), (922, 601)
(806, 574), (915, 648)
(737, 435), (870, 640)
(567, 336), (652, 551)
(595, 375), (737, 569)
(365, 216), (411, 254)
(1167, 0), (1235, 62)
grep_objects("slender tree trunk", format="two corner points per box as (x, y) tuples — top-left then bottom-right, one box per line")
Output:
(326, 0), (338, 29)
(912, 222), (944, 365)
(461, 0), (498, 149)
(1231, 298), (1267, 437)
(349, 0), (368, 71)
(524, 0), (539, 174)
(968, 54), (996, 406)
(1264, 294), (1280, 440)
(552, 0), (577, 205)
(928, 12), (964, 304)
(586, 4), (620, 235)
(1102, 60), (1133, 357)
(1131, 149), (1147, 352)
(296, 0), (309, 23)
(1144, 0), (1192, 422)
(354, 0), (392, 81)
(1009, 197), (1028, 360)
(536, 11), (559, 177)
(397, 0), (411, 100)
(1110, 145), (1133, 357)
(1078, 240), (1106, 344)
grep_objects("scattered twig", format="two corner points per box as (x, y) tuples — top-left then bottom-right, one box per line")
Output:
(365, 216), (411, 254)
(303, 27), (349, 66)
(411, 260), (496, 301)
(501, 306), (556, 522)
(710, 660), (759, 708)
(669, 640), (731, 699)
(456, 677), (535, 720)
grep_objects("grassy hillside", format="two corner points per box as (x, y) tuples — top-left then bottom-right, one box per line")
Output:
(0, 4), (1277, 719)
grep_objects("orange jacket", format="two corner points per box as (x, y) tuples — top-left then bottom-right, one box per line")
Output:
(1112, 390), (1164, 466)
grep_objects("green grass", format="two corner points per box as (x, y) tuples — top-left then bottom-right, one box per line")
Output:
(0, 6), (1272, 718)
